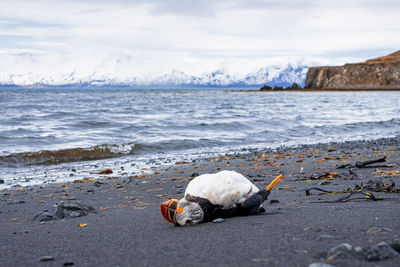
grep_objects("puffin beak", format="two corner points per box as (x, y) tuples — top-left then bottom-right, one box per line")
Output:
(160, 199), (179, 224)
(266, 174), (283, 191)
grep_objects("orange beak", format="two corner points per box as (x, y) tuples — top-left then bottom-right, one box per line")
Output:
(266, 174), (283, 191)
(160, 199), (179, 224)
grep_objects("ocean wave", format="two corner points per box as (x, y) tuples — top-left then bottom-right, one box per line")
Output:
(341, 118), (400, 129)
(72, 120), (114, 128)
(0, 142), (137, 167)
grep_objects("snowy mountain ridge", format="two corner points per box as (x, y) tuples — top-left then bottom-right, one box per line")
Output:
(0, 51), (309, 88)
(0, 65), (308, 88)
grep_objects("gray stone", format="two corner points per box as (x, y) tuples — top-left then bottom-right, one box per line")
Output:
(56, 201), (96, 219)
(389, 242), (400, 254)
(34, 212), (57, 222)
(318, 181), (331, 186)
(365, 242), (400, 261)
(308, 263), (334, 267)
(326, 243), (364, 261)
(40, 256), (55, 262)
(315, 234), (333, 241)
(8, 200), (25, 205)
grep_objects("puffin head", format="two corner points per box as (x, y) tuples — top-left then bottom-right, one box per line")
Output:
(160, 199), (180, 224)
(160, 197), (204, 226)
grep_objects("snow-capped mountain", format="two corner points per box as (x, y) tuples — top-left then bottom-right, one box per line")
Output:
(0, 51), (309, 88)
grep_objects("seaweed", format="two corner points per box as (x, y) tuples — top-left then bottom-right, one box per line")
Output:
(305, 180), (400, 203)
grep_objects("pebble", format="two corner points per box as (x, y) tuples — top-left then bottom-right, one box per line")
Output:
(252, 258), (269, 262)
(315, 234), (333, 241)
(8, 200), (25, 205)
(56, 201), (96, 219)
(326, 242), (400, 262)
(318, 181), (331, 186)
(365, 242), (399, 261)
(33, 212), (57, 222)
(389, 242), (400, 254)
(40, 256), (55, 262)
(326, 243), (364, 261)
(269, 199), (280, 204)
(309, 263), (334, 267)
(94, 181), (104, 187)
(367, 226), (393, 234)
(212, 218), (225, 223)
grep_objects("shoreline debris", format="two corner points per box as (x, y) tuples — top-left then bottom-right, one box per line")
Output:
(306, 179), (400, 202)
(96, 168), (113, 174)
(338, 156), (392, 169)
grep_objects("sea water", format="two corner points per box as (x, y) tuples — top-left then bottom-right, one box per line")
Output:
(0, 88), (399, 188)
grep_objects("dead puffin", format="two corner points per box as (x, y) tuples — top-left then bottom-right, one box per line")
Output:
(160, 170), (282, 226)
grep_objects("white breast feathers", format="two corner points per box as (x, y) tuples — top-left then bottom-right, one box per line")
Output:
(184, 170), (259, 209)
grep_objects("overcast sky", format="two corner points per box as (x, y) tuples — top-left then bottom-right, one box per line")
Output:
(1, 0), (399, 76)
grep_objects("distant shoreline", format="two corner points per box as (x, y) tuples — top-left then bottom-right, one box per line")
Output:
(233, 88), (400, 92)
(2, 86), (399, 92)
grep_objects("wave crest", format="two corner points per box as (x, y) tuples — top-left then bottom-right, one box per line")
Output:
(0, 142), (136, 167)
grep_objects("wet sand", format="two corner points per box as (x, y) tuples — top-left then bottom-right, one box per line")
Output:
(1, 137), (400, 266)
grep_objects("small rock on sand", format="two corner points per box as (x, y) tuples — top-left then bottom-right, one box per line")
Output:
(96, 168), (113, 174)
(40, 256), (55, 262)
(365, 242), (400, 261)
(326, 243), (364, 261)
(318, 181), (331, 186)
(34, 212), (57, 222)
(56, 201), (96, 219)
(327, 242), (400, 262)
(308, 263), (334, 267)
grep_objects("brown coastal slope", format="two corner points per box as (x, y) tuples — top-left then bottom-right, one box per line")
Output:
(305, 50), (400, 89)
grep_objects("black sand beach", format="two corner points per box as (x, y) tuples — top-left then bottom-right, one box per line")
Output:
(1, 137), (400, 266)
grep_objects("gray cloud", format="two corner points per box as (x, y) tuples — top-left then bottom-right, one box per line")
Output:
(147, 0), (217, 17)
(0, 0), (399, 76)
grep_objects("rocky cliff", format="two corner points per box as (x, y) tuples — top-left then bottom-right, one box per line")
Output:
(304, 50), (400, 89)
